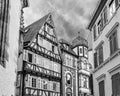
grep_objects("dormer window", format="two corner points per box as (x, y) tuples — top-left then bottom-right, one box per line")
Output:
(79, 46), (83, 56)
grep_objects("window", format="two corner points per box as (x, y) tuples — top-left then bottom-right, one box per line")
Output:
(94, 45), (103, 68)
(0, 0), (9, 67)
(43, 80), (47, 89)
(79, 46), (83, 56)
(97, 20), (101, 35)
(83, 60), (88, 70)
(52, 45), (55, 52)
(103, 7), (108, 25)
(115, 0), (119, 8)
(32, 78), (36, 88)
(111, 73), (120, 96)
(66, 73), (72, 86)
(28, 53), (33, 63)
(83, 77), (88, 88)
(84, 47), (88, 58)
(67, 93), (72, 96)
(53, 82), (56, 91)
(93, 25), (97, 40)
(66, 88), (72, 96)
(109, 0), (116, 18)
(109, 31), (118, 55)
(99, 80), (105, 96)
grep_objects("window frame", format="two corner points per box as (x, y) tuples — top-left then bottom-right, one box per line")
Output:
(94, 43), (104, 69)
(32, 77), (36, 88)
(0, 0), (9, 67)
(109, 29), (118, 55)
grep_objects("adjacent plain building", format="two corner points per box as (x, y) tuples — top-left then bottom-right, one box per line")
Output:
(0, 0), (26, 95)
(88, 0), (120, 96)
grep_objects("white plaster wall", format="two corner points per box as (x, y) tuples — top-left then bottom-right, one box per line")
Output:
(92, 5), (120, 96)
(0, 0), (21, 95)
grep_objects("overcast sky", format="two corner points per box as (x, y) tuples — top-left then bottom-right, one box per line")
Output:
(24, 0), (98, 42)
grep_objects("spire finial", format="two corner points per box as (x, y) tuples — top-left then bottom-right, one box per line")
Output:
(78, 31), (81, 36)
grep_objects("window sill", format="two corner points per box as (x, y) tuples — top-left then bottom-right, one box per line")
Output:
(93, 49), (120, 73)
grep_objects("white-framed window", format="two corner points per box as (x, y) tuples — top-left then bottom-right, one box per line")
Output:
(94, 44), (103, 69)
(109, 0), (116, 18)
(99, 80), (105, 96)
(109, 30), (118, 55)
(32, 77), (36, 88)
(79, 46), (83, 56)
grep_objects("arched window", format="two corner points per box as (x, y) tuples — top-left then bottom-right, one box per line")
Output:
(66, 88), (72, 96)
(66, 73), (72, 86)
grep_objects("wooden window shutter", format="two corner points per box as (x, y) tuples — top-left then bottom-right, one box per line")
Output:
(99, 80), (105, 96)
(99, 46), (103, 65)
(115, 0), (119, 8)
(112, 73), (120, 96)
(94, 52), (98, 68)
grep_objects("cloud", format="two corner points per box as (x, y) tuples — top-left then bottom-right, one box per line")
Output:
(24, 0), (98, 42)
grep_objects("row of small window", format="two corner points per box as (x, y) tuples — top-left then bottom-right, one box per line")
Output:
(24, 75), (60, 92)
(93, 0), (120, 41)
(94, 26), (118, 69)
(39, 25), (57, 44)
(23, 50), (61, 73)
(98, 73), (120, 96)
(79, 75), (89, 89)
(64, 54), (77, 68)
(32, 35), (57, 53)
(73, 46), (88, 58)
(79, 59), (90, 71)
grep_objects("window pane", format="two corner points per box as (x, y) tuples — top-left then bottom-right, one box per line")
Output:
(94, 52), (98, 68)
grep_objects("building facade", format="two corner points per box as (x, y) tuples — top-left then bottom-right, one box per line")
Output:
(59, 39), (78, 96)
(16, 13), (62, 96)
(72, 34), (91, 96)
(0, 0), (26, 95)
(88, 0), (120, 96)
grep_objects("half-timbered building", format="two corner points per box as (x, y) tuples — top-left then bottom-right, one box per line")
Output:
(59, 39), (78, 96)
(17, 13), (62, 96)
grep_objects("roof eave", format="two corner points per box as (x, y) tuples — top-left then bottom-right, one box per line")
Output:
(87, 0), (108, 30)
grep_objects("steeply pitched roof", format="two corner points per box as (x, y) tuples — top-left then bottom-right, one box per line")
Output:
(23, 13), (50, 45)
